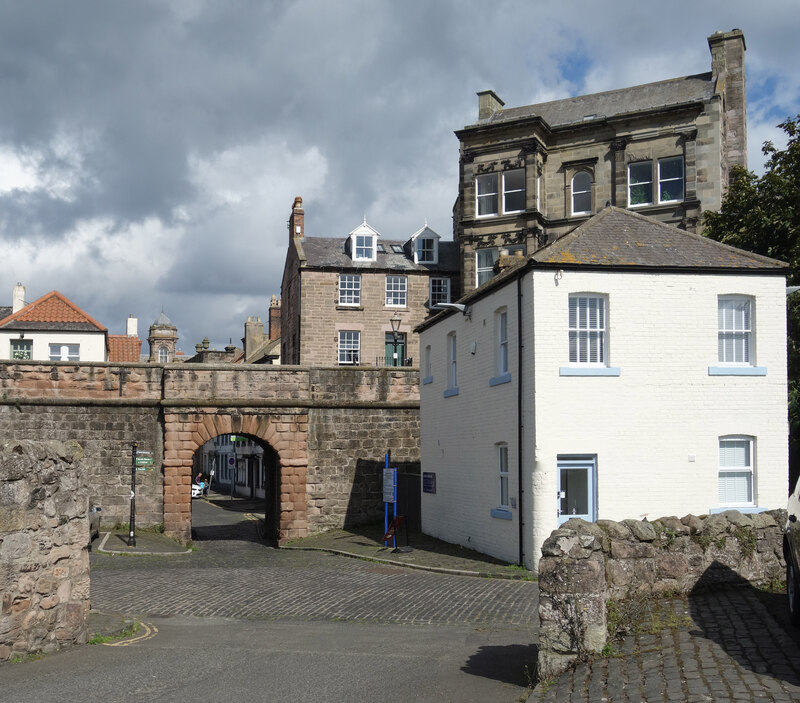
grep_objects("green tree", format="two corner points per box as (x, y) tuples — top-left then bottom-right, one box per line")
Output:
(703, 115), (800, 489)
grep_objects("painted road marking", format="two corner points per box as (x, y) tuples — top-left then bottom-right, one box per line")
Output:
(103, 621), (158, 647)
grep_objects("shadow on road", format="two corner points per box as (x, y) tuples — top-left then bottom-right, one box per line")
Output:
(688, 562), (800, 688)
(461, 643), (538, 687)
(191, 495), (267, 545)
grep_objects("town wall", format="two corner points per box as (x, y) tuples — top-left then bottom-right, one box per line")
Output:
(0, 362), (420, 541)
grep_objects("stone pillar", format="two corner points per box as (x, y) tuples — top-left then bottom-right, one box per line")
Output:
(0, 440), (90, 661)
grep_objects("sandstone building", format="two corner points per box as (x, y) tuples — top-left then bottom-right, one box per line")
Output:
(281, 196), (459, 367)
(455, 29), (746, 294)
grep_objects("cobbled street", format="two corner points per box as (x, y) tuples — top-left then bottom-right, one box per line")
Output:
(90, 499), (538, 628)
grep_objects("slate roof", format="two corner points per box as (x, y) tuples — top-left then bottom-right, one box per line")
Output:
(531, 207), (788, 271)
(478, 73), (714, 129)
(0, 290), (108, 332)
(108, 335), (143, 362)
(300, 237), (460, 273)
(152, 312), (175, 328)
(0, 306), (11, 322)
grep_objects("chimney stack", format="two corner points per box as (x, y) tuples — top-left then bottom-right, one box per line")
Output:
(126, 315), (138, 337)
(477, 90), (504, 120)
(708, 29), (747, 171)
(269, 295), (282, 341)
(12, 283), (25, 313)
(289, 196), (304, 242)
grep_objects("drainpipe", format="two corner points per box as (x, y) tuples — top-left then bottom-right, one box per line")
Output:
(517, 272), (524, 566)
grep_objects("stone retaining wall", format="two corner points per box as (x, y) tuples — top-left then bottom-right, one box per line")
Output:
(537, 510), (787, 680)
(0, 440), (90, 661)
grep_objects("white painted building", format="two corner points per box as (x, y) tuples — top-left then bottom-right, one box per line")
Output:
(418, 208), (789, 572)
(0, 285), (109, 362)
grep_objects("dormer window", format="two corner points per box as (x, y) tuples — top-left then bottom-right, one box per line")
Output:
(355, 234), (374, 260)
(410, 224), (440, 264)
(348, 220), (380, 262)
(416, 238), (435, 263)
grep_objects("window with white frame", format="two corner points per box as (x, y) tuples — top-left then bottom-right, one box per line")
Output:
(48, 343), (79, 361)
(338, 330), (360, 365)
(476, 248), (499, 286)
(719, 436), (754, 506)
(718, 296), (752, 364)
(430, 277), (450, 306)
(385, 276), (407, 307)
(568, 295), (606, 364)
(423, 344), (432, 381)
(10, 339), (32, 360)
(338, 274), (361, 306)
(497, 443), (509, 509)
(354, 234), (374, 260)
(658, 156), (684, 203)
(497, 308), (508, 376)
(503, 169), (525, 213)
(477, 170), (526, 217)
(416, 238), (435, 263)
(628, 161), (653, 206)
(447, 332), (457, 391)
(158, 346), (169, 363)
(571, 171), (592, 215)
(628, 157), (684, 206)
(476, 173), (499, 217)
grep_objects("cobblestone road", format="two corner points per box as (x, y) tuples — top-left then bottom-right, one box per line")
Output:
(90, 500), (538, 628)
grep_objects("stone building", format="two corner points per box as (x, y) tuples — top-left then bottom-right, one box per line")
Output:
(281, 196), (459, 367)
(147, 311), (179, 362)
(455, 29), (747, 294)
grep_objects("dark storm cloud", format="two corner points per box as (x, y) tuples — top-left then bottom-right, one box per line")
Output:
(0, 1), (798, 349)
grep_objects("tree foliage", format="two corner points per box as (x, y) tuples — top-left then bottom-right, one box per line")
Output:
(704, 116), (800, 282)
(704, 116), (800, 489)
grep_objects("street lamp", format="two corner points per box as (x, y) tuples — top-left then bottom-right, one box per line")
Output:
(389, 311), (402, 367)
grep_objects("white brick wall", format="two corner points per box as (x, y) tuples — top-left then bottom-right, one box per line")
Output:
(421, 267), (788, 572)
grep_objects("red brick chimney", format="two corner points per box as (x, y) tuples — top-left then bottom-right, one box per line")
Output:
(269, 295), (282, 341)
(289, 196), (304, 242)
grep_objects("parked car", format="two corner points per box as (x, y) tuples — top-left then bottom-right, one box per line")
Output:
(786, 475), (800, 626)
(191, 483), (204, 498)
(88, 505), (102, 548)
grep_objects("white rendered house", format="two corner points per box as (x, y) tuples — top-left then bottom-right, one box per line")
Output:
(418, 207), (789, 572)
(0, 285), (109, 362)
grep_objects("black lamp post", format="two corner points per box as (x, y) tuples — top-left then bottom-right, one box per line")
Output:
(390, 311), (402, 366)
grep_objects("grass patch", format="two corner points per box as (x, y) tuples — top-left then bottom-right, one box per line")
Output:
(88, 621), (140, 645)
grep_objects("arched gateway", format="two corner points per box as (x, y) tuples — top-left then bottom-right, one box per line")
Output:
(164, 409), (307, 543)
(0, 362), (420, 543)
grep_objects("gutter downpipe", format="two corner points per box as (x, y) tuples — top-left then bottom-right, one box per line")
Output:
(517, 271), (525, 567)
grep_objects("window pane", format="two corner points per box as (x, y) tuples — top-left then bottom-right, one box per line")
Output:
(629, 162), (652, 184)
(476, 174), (498, 216)
(573, 191), (591, 214)
(719, 471), (752, 504)
(629, 162), (653, 206)
(503, 169), (525, 212)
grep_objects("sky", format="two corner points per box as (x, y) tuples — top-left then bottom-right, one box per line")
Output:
(1, 1), (799, 353)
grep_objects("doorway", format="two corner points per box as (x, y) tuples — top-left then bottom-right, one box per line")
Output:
(557, 456), (596, 525)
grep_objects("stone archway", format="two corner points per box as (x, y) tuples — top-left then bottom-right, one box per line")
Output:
(162, 409), (308, 544)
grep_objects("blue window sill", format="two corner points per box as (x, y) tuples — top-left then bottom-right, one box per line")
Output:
(443, 387), (459, 398)
(489, 372), (512, 387)
(559, 367), (621, 377)
(422, 376), (433, 385)
(490, 508), (513, 520)
(709, 506), (764, 515)
(708, 366), (767, 376)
